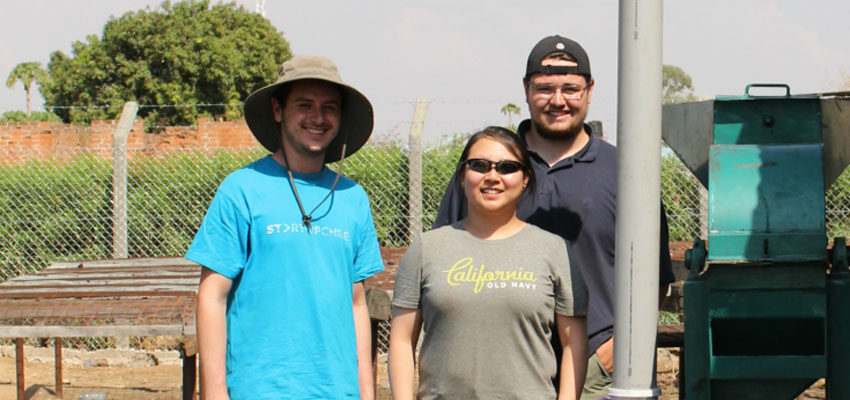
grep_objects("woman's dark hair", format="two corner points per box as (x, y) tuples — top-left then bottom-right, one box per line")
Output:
(454, 126), (536, 194)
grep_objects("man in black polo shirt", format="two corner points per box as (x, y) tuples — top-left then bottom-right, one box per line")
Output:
(433, 35), (675, 399)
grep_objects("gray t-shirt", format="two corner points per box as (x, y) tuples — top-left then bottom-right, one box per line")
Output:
(392, 223), (588, 399)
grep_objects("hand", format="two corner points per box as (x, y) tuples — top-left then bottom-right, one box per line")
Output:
(595, 337), (614, 374)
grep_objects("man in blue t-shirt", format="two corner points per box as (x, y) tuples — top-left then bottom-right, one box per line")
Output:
(187, 55), (384, 399)
(433, 35), (676, 400)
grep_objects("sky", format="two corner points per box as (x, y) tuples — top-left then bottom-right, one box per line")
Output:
(2, 0), (849, 143)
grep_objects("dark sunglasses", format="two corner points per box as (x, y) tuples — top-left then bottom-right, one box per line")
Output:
(463, 158), (524, 175)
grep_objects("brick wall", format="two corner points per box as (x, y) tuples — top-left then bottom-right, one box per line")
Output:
(0, 118), (261, 163)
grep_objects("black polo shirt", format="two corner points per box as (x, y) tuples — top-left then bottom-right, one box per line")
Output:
(433, 119), (676, 355)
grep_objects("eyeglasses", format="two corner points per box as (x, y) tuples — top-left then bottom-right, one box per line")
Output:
(530, 83), (587, 101)
(463, 158), (524, 175)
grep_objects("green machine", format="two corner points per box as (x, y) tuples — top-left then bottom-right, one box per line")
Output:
(662, 84), (850, 399)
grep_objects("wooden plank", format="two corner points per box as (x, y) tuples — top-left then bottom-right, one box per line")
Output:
(0, 285), (198, 294)
(657, 324), (684, 348)
(0, 279), (200, 289)
(0, 298), (196, 320)
(9, 271), (200, 281)
(47, 257), (199, 269)
(0, 324), (188, 338)
(0, 304), (194, 318)
(0, 290), (196, 299)
(40, 265), (200, 274)
(33, 271), (200, 280)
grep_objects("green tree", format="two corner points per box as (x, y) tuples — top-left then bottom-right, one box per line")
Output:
(500, 103), (521, 131)
(41, 0), (291, 127)
(5, 62), (48, 118)
(663, 64), (698, 104)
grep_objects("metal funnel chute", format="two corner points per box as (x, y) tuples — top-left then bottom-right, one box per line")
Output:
(661, 100), (714, 188)
(822, 98), (850, 188)
(662, 96), (850, 190)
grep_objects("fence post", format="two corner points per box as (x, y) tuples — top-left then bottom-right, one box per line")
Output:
(112, 101), (138, 259)
(407, 98), (429, 242)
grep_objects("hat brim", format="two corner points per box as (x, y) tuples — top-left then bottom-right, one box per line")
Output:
(243, 76), (374, 164)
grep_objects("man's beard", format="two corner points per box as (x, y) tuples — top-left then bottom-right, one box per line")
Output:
(532, 117), (584, 141)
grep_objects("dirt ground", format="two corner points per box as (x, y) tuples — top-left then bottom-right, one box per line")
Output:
(0, 345), (184, 400)
(1, 346), (826, 399)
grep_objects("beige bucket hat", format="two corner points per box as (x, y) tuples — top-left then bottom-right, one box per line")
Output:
(243, 55), (374, 163)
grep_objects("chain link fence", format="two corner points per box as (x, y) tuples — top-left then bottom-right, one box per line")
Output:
(2, 106), (850, 356)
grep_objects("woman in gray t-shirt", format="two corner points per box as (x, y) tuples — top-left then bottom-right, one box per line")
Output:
(389, 126), (588, 399)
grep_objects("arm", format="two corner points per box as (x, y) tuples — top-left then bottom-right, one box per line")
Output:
(557, 315), (588, 400)
(197, 267), (233, 400)
(388, 306), (422, 400)
(352, 281), (374, 400)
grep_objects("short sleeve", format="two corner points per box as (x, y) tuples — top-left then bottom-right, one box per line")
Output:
(391, 234), (423, 309)
(554, 240), (589, 317)
(185, 182), (250, 279)
(352, 193), (384, 282)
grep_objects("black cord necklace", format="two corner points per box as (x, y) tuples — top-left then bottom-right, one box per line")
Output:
(280, 144), (346, 230)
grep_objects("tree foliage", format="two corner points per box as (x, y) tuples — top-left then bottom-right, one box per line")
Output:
(0, 110), (62, 123)
(663, 64), (697, 104)
(500, 103), (521, 131)
(41, 0), (291, 127)
(5, 62), (48, 117)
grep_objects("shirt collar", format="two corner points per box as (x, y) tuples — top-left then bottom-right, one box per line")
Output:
(517, 119), (599, 169)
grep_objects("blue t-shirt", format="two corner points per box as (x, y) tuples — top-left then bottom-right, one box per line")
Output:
(186, 155), (384, 399)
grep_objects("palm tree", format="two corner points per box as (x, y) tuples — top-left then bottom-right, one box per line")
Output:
(500, 103), (521, 130)
(6, 62), (47, 118)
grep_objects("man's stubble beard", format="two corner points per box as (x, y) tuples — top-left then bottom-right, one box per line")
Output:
(531, 117), (585, 142)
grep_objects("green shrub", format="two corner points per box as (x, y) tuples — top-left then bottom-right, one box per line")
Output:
(0, 155), (112, 280)
(826, 170), (850, 240)
(661, 154), (704, 241)
(0, 110), (63, 122)
(126, 148), (264, 257)
(333, 141), (409, 247)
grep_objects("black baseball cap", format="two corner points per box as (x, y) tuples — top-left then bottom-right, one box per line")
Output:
(524, 35), (591, 79)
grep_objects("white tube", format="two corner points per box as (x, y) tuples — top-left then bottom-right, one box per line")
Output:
(610, 0), (664, 398)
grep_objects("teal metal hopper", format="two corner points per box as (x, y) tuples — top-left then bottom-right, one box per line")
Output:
(661, 84), (850, 399)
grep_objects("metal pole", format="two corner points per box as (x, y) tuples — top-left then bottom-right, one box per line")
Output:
(407, 98), (428, 241)
(611, 0), (664, 399)
(112, 101), (138, 259)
